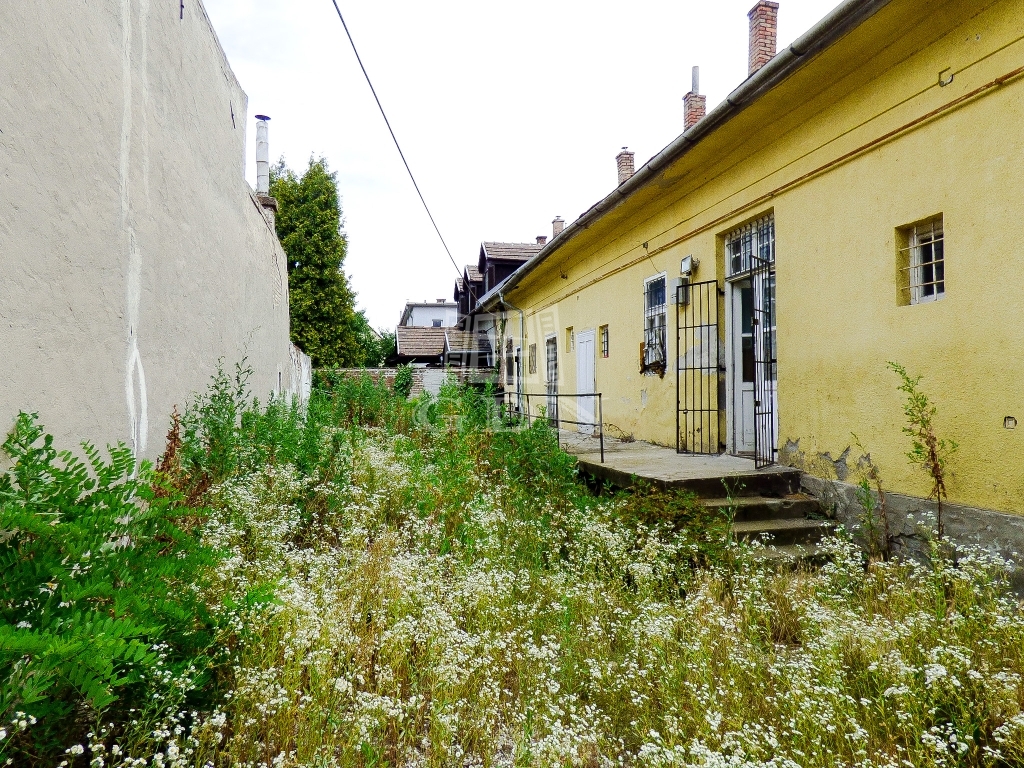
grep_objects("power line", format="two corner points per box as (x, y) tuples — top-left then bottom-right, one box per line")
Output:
(328, 0), (462, 279)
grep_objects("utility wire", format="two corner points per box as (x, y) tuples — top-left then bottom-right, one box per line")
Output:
(328, 0), (462, 278)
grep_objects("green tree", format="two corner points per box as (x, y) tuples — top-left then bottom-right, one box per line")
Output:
(270, 158), (362, 368)
(351, 311), (396, 367)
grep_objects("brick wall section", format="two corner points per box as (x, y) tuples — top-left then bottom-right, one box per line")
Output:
(683, 92), (707, 130)
(616, 149), (635, 185)
(748, 1), (779, 75)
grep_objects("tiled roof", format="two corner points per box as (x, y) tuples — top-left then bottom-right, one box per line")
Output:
(396, 326), (445, 358)
(464, 265), (483, 283)
(455, 277), (465, 295)
(444, 330), (492, 354)
(481, 242), (544, 262)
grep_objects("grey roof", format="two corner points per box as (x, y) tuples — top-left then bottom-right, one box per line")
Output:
(464, 265), (483, 283)
(477, 0), (891, 312)
(481, 242), (544, 262)
(444, 330), (492, 355)
(395, 326), (445, 358)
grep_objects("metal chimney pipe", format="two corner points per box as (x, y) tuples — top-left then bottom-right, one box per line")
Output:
(255, 114), (271, 195)
(692, 66), (700, 94)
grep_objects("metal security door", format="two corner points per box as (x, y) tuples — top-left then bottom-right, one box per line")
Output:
(676, 280), (723, 454)
(751, 252), (777, 468)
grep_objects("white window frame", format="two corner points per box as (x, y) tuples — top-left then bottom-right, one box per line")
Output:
(904, 218), (945, 305)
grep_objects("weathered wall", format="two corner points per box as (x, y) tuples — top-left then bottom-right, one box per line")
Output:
(0, 0), (301, 458)
(502, 0), (1023, 514)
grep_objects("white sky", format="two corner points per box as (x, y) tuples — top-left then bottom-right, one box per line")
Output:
(202, 0), (840, 329)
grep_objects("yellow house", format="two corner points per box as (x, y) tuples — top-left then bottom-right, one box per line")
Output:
(478, 0), (1024, 516)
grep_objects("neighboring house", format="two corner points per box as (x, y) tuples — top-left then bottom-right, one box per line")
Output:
(394, 326), (445, 366)
(478, 0), (1024, 515)
(0, 0), (308, 458)
(399, 299), (458, 328)
(455, 266), (485, 323)
(393, 326), (492, 369)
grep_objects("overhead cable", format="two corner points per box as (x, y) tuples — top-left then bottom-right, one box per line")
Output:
(328, 0), (462, 278)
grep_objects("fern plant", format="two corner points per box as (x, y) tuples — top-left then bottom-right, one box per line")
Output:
(0, 413), (220, 763)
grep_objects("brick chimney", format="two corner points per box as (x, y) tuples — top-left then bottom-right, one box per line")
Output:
(683, 66), (706, 130)
(616, 147), (635, 185)
(748, 1), (779, 75)
(536, 235), (547, 245)
(552, 216), (565, 237)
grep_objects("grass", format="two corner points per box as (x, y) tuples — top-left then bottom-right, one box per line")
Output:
(3, 372), (1024, 767)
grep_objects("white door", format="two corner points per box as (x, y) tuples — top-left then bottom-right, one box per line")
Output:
(731, 280), (756, 454)
(576, 330), (596, 435)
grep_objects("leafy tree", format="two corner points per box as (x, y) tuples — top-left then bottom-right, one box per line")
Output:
(351, 311), (396, 367)
(270, 158), (362, 368)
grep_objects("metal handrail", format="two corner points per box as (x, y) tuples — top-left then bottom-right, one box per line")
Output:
(502, 391), (604, 463)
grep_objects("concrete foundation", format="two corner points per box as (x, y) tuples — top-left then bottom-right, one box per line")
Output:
(801, 474), (1024, 585)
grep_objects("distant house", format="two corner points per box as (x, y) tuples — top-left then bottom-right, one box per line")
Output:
(393, 327), (492, 369)
(399, 299), (458, 328)
(455, 266), (484, 323)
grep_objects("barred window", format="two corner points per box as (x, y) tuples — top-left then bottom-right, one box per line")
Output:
(505, 338), (514, 385)
(642, 274), (667, 373)
(600, 325), (609, 358)
(725, 215), (775, 276)
(898, 216), (944, 305)
(528, 343), (537, 374)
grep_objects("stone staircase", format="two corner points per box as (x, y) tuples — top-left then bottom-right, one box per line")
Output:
(668, 468), (836, 562)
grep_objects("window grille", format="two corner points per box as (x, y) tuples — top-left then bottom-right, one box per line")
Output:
(725, 215), (775, 276)
(600, 325), (609, 358)
(505, 338), (514, 385)
(899, 217), (944, 304)
(528, 344), (537, 374)
(642, 275), (667, 373)
(566, 326), (574, 351)
(432, 319), (442, 327)
(545, 337), (559, 425)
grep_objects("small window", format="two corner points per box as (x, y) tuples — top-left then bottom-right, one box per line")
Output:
(898, 216), (945, 305)
(642, 275), (667, 373)
(505, 338), (514, 386)
(432, 319), (442, 327)
(528, 343), (537, 374)
(565, 326), (574, 352)
(600, 325), (609, 358)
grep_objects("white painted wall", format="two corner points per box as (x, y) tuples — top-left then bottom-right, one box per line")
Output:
(0, 0), (301, 458)
(403, 304), (458, 328)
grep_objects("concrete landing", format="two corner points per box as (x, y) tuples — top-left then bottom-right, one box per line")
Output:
(558, 432), (801, 497)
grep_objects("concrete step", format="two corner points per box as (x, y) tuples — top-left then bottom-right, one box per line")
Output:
(732, 517), (836, 547)
(703, 493), (821, 522)
(747, 542), (832, 567)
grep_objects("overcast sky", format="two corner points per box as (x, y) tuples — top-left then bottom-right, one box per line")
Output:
(202, 0), (840, 329)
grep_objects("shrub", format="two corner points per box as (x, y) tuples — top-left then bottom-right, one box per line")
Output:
(0, 413), (219, 764)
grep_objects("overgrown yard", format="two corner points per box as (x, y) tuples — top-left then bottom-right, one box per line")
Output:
(2, 373), (1024, 767)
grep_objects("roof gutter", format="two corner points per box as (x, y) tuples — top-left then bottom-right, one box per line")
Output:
(477, 0), (891, 312)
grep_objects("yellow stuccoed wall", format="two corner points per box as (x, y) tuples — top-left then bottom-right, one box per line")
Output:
(503, 0), (1024, 514)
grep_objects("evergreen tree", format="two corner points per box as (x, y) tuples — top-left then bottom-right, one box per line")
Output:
(270, 158), (362, 368)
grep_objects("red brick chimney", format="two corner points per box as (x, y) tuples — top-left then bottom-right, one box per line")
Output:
(683, 66), (706, 130)
(748, 1), (779, 76)
(536, 235), (547, 245)
(616, 148), (635, 185)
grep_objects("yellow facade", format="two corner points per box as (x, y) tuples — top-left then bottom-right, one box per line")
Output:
(493, 0), (1024, 513)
